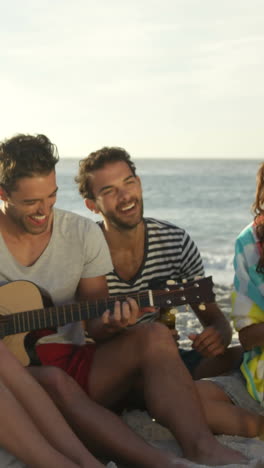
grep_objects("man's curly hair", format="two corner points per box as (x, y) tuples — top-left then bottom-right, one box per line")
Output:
(0, 133), (59, 193)
(75, 146), (136, 200)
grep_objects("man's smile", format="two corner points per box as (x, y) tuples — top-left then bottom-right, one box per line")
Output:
(27, 214), (49, 225)
(120, 202), (136, 212)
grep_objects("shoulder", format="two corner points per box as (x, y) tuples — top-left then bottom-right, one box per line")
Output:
(54, 208), (103, 237)
(236, 222), (255, 247)
(144, 217), (185, 235)
(55, 208), (95, 226)
(144, 217), (196, 247)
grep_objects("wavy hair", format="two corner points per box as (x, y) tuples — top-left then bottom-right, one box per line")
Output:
(252, 162), (264, 272)
(75, 146), (137, 200)
(0, 134), (59, 193)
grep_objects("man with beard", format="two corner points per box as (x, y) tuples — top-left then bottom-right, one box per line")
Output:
(76, 146), (243, 380)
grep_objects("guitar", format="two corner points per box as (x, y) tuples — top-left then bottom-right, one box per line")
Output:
(0, 276), (215, 366)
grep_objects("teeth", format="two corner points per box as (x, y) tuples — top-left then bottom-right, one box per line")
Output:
(121, 203), (135, 211)
(31, 215), (46, 220)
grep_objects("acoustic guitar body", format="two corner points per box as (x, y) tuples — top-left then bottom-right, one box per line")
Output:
(0, 281), (44, 366)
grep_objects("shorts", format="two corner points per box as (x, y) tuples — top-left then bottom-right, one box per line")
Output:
(179, 348), (203, 375)
(36, 342), (97, 395)
(206, 371), (264, 415)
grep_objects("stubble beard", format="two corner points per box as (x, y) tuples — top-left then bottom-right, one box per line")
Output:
(107, 199), (144, 231)
(9, 210), (51, 236)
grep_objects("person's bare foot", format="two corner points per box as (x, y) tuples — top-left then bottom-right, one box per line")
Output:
(184, 437), (247, 466)
(141, 449), (191, 468)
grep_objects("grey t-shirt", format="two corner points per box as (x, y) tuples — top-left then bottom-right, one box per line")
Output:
(0, 208), (113, 344)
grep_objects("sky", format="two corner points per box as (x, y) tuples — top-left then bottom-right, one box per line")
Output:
(1, 0), (264, 159)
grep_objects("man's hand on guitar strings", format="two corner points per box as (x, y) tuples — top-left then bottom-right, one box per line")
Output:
(101, 297), (139, 333)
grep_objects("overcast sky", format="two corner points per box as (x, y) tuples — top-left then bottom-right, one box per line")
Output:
(1, 0), (263, 158)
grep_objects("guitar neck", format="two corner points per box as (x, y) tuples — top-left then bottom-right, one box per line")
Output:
(5, 291), (151, 336)
(5, 277), (214, 336)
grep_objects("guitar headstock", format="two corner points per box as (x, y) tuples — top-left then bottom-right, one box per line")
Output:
(152, 276), (215, 309)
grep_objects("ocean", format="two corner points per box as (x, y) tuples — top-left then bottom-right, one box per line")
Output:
(56, 158), (262, 286)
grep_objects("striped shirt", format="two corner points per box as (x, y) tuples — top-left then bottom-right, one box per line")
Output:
(99, 218), (204, 323)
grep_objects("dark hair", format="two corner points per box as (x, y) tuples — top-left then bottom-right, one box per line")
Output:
(252, 162), (264, 272)
(0, 134), (59, 193)
(75, 146), (137, 199)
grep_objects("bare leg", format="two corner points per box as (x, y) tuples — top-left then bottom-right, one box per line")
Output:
(29, 366), (189, 468)
(193, 345), (244, 380)
(0, 341), (103, 468)
(87, 322), (247, 466)
(196, 380), (264, 437)
(0, 379), (83, 468)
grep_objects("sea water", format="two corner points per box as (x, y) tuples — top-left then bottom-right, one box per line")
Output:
(56, 158), (261, 286)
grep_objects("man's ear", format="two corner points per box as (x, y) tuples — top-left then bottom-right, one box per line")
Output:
(136, 175), (142, 189)
(85, 198), (100, 214)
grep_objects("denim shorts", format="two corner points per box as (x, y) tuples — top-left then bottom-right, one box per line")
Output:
(206, 371), (264, 415)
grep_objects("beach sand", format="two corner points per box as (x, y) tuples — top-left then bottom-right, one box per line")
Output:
(1, 284), (264, 467)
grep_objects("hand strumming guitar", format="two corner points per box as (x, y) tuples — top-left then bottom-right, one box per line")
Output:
(188, 326), (225, 357)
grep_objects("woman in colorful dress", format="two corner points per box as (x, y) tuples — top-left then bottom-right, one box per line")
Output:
(196, 161), (264, 439)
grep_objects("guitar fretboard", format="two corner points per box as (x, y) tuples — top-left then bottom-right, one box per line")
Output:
(3, 276), (214, 336)
(6, 292), (151, 335)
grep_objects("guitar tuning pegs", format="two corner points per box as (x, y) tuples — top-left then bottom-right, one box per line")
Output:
(166, 279), (176, 285)
(198, 303), (206, 311)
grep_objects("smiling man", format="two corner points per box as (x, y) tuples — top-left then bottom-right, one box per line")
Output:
(76, 146), (243, 380)
(74, 146), (248, 465)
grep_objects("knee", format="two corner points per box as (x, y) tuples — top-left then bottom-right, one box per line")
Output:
(134, 321), (172, 340)
(132, 321), (178, 355)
